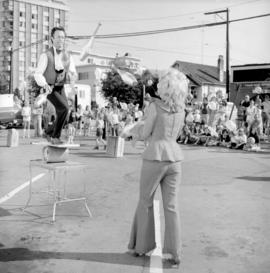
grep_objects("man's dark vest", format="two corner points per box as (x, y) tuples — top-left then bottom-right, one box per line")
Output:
(43, 47), (71, 86)
(43, 47), (58, 85)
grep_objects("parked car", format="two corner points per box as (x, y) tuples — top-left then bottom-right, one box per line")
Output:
(0, 94), (23, 129)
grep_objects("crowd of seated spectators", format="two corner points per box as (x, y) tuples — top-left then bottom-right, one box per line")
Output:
(177, 92), (269, 152)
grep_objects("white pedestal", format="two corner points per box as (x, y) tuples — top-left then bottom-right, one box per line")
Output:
(106, 136), (125, 157)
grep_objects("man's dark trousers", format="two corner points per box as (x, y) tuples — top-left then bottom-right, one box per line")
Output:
(47, 86), (69, 139)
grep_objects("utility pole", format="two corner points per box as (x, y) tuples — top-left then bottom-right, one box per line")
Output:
(205, 8), (230, 100)
(9, 45), (13, 93)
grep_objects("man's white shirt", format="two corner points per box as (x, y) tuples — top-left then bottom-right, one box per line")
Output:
(34, 46), (77, 87)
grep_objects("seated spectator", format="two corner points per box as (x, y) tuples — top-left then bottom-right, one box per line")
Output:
(183, 123), (198, 144)
(194, 126), (212, 145)
(230, 128), (247, 150)
(222, 114), (237, 132)
(178, 124), (191, 144)
(192, 123), (203, 145)
(217, 129), (231, 147)
(205, 126), (219, 146)
(243, 137), (261, 152)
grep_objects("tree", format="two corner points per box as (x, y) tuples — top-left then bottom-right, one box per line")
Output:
(101, 70), (143, 106)
(101, 69), (159, 107)
(25, 72), (41, 104)
(0, 73), (9, 94)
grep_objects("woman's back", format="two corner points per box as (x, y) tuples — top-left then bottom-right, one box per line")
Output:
(143, 100), (185, 162)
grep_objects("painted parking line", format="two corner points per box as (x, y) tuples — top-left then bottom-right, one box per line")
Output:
(150, 199), (163, 273)
(0, 173), (45, 205)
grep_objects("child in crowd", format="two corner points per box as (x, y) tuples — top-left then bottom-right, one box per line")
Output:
(193, 109), (201, 124)
(248, 120), (260, 146)
(21, 100), (31, 138)
(94, 113), (107, 150)
(67, 123), (76, 144)
(208, 96), (218, 127)
(189, 122), (201, 144)
(217, 129), (231, 147)
(83, 105), (92, 137)
(243, 137), (261, 152)
(185, 109), (194, 125)
(237, 104), (245, 128)
(110, 107), (120, 136)
(194, 125), (212, 145)
(200, 97), (209, 125)
(76, 104), (84, 136)
(230, 128), (247, 150)
(178, 124), (191, 144)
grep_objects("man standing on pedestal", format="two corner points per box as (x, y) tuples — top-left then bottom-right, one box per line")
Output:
(34, 26), (77, 144)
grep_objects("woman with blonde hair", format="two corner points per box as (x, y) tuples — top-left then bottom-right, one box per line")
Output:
(128, 67), (188, 266)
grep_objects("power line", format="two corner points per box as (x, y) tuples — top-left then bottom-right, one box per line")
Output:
(70, 0), (261, 23)
(96, 41), (217, 58)
(68, 12), (270, 40)
(10, 12), (270, 53)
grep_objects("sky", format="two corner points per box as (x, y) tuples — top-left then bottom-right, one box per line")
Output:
(66, 0), (270, 70)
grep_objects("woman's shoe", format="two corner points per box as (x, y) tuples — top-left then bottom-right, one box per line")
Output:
(51, 138), (64, 145)
(167, 257), (180, 266)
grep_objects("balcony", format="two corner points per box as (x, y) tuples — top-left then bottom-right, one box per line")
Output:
(3, 11), (13, 21)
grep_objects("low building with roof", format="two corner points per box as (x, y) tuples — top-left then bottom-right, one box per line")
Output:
(172, 55), (226, 102)
(70, 51), (141, 108)
(230, 63), (270, 106)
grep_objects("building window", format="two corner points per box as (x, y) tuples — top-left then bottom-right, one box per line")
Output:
(19, 11), (25, 17)
(55, 18), (60, 26)
(19, 2), (25, 11)
(31, 45), (37, 53)
(43, 25), (49, 32)
(31, 5), (37, 13)
(31, 33), (37, 42)
(43, 44), (49, 51)
(79, 90), (85, 98)
(19, 41), (25, 47)
(31, 52), (37, 60)
(19, 51), (25, 60)
(78, 72), (89, 80)
(43, 34), (49, 42)
(19, 21), (26, 28)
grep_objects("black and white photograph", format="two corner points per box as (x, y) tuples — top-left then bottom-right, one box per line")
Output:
(0, 0), (270, 272)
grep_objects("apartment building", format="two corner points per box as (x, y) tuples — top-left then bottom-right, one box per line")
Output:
(0, 0), (68, 93)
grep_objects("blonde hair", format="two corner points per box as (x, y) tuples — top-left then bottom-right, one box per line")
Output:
(157, 68), (189, 112)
